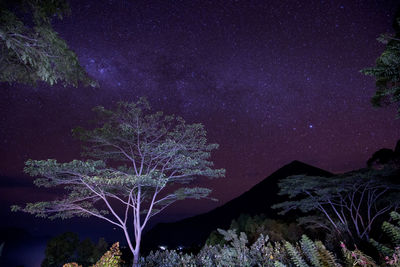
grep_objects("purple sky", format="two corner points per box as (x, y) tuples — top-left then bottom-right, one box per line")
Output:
(1, 0), (400, 235)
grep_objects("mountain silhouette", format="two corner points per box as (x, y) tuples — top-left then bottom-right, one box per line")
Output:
(143, 160), (332, 250)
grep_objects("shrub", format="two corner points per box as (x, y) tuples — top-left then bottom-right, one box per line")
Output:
(63, 263), (82, 267)
(139, 212), (400, 266)
(92, 242), (122, 267)
(64, 242), (122, 267)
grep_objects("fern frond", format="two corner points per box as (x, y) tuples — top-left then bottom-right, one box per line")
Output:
(274, 261), (287, 267)
(315, 241), (341, 267)
(382, 221), (400, 245)
(300, 235), (321, 267)
(369, 238), (394, 256)
(285, 242), (310, 267)
(390, 211), (400, 222)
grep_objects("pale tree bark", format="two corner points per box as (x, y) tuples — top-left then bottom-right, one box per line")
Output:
(16, 100), (224, 266)
(275, 173), (400, 244)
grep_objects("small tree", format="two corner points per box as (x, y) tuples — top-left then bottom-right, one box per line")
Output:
(272, 169), (400, 242)
(41, 232), (79, 267)
(12, 98), (225, 266)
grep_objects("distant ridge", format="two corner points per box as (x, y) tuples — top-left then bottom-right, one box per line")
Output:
(143, 160), (332, 250)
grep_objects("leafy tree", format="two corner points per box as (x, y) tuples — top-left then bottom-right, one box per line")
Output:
(0, 0), (96, 87)
(41, 232), (108, 267)
(12, 98), (225, 266)
(41, 232), (79, 267)
(367, 140), (400, 169)
(76, 238), (96, 265)
(272, 169), (400, 243)
(361, 10), (400, 117)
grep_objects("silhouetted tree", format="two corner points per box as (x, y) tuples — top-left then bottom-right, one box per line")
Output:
(76, 238), (108, 266)
(42, 233), (108, 267)
(367, 140), (400, 169)
(92, 238), (109, 263)
(12, 98), (225, 267)
(41, 232), (78, 267)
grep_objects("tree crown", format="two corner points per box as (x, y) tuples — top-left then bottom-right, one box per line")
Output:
(0, 0), (97, 87)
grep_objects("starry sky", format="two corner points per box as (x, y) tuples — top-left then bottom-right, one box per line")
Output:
(1, 0), (400, 238)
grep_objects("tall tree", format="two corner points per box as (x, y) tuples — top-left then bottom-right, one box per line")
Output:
(361, 9), (400, 117)
(272, 169), (400, 242)
(12, 98), (225, 266)
(0, 0), (97, 87)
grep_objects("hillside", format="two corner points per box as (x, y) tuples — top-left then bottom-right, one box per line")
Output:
(143, 160), (332, 250)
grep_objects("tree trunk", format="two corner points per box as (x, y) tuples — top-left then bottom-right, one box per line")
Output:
(132, 231), (141, 267)
(120, 225), (137, 267)
(133, 250), (139, 267)
(132, 187), (142, 267)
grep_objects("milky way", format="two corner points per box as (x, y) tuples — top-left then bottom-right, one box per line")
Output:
(1, 0), (400, 233)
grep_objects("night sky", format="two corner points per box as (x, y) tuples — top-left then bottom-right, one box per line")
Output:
(1, 0), (400, 251)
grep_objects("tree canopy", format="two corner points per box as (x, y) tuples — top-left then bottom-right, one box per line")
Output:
(272, 168), (400, 243)
(12, 98), (224, 266)
(41, 232), (79, 267)
(0, 0), (97, 87)
(361, 11), (400, 117)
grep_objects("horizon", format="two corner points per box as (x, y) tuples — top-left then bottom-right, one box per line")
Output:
(1, 0), (400, 265)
